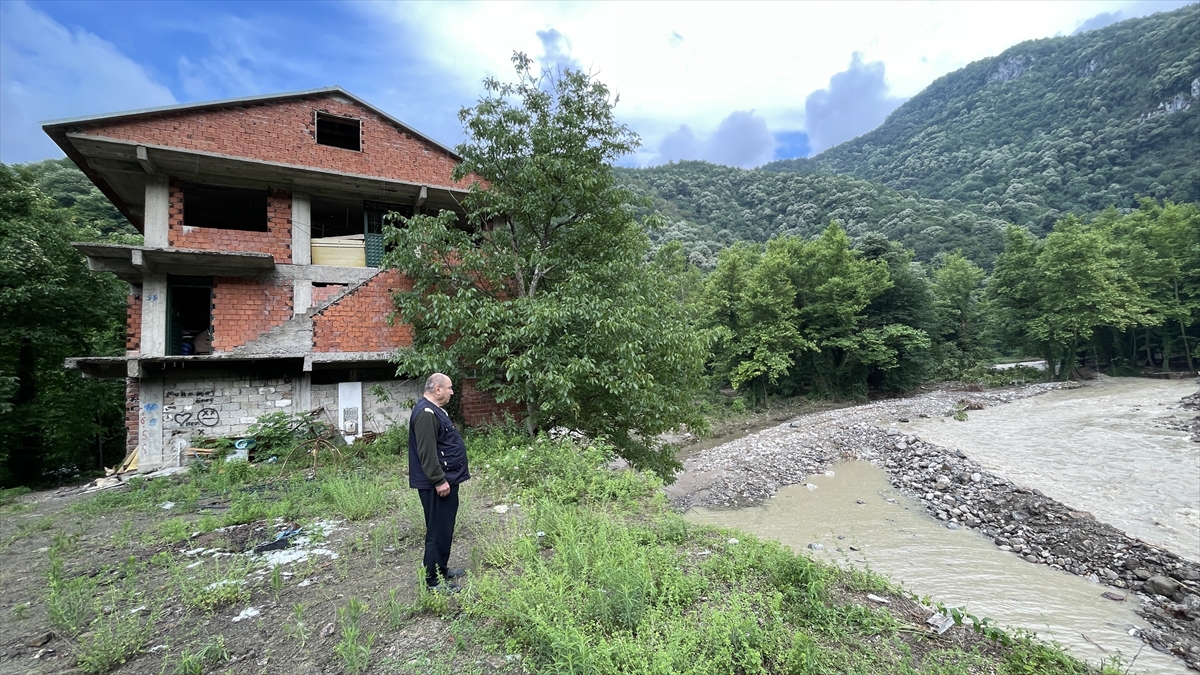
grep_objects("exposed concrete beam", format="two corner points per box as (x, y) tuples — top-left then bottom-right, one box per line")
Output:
(274, 263), (378, 285)
(131, 248), (152, 273)
(86, 157), (143, 174)
(303, 351), (395, 372)
(415, 185), (427, 210)
(136, 146), (156, 174)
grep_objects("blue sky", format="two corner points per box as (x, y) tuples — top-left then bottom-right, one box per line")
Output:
(1, 0), (1192, 168)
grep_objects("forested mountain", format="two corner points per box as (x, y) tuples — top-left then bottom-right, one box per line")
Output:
(764, 4), (1199, 233)
(619, 162), (1010, 268)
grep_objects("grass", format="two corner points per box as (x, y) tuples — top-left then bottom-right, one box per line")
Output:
(8, 425), (1127, 675)
(322, 475), (391, 521)
(336, 597), (375, 674)
(173, 556), (252, 612)
(170, 635), (230, 675)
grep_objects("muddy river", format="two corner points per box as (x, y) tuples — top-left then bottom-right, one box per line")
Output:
(906, 377), (1199, 561)
(687, 378), (1199, 674)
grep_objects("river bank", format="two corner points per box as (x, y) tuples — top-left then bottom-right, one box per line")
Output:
(667, 378), (1200, 670)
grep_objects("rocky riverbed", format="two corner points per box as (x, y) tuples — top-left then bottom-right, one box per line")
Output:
(669, 381), (1200, 670)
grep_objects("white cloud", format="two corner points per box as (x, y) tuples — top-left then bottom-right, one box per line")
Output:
(0, 1), (176, 164)
(804, 53), (906, 154)
(360, 0), (1193, 164)
(655, 110), (775, 168)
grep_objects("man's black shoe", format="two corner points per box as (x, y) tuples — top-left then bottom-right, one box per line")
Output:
(446, 567), (467, 579)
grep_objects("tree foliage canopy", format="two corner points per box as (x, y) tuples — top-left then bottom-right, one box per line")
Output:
(703, 223), (934, 401)
(384, 54), (709, 480)
(0, 162), (131, 486)
(619, 161), (1010, 269)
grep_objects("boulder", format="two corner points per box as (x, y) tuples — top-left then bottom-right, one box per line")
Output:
(1143, 575), (1181, 598)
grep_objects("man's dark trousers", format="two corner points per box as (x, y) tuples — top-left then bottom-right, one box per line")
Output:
(418, 484), (459, 587)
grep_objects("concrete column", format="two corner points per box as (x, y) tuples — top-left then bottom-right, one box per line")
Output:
(292, 192), (311, 265)
(297, 373), (312, 414)
(293, 279), (312, 316)
(141, 274), (168, 357)
(137, 376), (165, 471)
(143, 176), (170, 248)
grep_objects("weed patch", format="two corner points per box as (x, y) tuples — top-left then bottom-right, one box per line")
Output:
(323, 476), (389, 521)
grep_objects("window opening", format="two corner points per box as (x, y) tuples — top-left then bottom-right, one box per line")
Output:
(316, 113), (361, 151)
(167, 276), (213, 356)
(183, 183), (267, 231)
(311, 197), (365, 238)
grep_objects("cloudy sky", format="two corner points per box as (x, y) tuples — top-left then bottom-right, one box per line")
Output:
(1, 0), (1192, 167)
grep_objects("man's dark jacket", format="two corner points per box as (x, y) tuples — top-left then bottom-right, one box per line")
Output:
(408, 397), (470, 489)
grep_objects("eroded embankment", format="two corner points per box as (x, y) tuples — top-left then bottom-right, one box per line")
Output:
(668, 382), (1200, 670)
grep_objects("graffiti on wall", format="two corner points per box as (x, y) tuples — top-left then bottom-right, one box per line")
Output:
(170, 408), (220, 428)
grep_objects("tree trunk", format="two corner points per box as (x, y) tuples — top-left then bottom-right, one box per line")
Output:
(524, 401), (539, 436)
(1181, 319), (1195, 373)
(1173, 279), (1194, 373)
(1144, 328), (1153, 369)
(6, 339), (43, 487)
(1041, 345), (1056, 380)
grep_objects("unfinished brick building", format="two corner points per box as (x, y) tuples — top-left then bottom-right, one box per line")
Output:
(44, 87), (504, 471)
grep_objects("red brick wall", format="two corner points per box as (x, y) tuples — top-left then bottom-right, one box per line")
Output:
(79, 95), (478, 190)
(312, 270), (413, 352)
(211, 277), (293, 352)
(167, 181), (292, 262)
(460, 379), (523, 427)
(126, 289), (142, 355)
(311, 283), (346, 308)
(125, 378), (140, 456)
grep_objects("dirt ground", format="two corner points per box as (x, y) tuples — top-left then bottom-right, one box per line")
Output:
(0, 478), (522, 675)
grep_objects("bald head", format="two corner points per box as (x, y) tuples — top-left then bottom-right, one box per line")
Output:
(423, 373), (454, 407)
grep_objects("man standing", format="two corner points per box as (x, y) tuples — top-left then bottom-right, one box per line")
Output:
(409, 373), (470, 591)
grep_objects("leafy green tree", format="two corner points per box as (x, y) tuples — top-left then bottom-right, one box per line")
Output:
(931, 252), (990, 377)
(22, 158), (138, 238)
(383, 54), (709, 480)
(987, 226), (1050, 370)
(1031, 216), (1144, 378)
(723, 238), (812, 404)
(0, 164), (128, 486)
(704, 224), (931, 400)
(1098, 200), (1200, 371)
(857, 234), (937, 391)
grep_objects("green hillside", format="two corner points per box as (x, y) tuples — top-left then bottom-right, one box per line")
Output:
(764, 4), (1200, 233)
(618, 162), (1009, 268)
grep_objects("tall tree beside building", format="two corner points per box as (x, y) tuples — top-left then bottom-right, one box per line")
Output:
(0, 163), (128, 486)
(384, 54), (709, 480)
